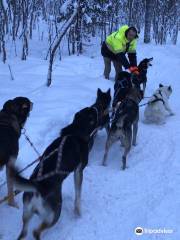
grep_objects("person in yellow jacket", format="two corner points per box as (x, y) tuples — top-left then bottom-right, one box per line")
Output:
(101, 25), (139, 81)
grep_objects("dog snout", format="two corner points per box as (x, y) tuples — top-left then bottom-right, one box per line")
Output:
(30, 102), (33, 111)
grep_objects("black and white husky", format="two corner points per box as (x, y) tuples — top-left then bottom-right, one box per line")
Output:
(144, 84), (174, 124)
(10, 107), (97, 240)
(102, 85), (143, 170)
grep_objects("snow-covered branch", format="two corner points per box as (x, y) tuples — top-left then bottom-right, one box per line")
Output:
(47, 2), (79, 86)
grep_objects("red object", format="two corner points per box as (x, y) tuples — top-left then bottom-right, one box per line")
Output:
(129, 66), (139, 75)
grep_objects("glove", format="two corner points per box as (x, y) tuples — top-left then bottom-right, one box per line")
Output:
(128, 66), (139, 75)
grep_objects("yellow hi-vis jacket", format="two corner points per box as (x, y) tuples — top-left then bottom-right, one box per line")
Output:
(106, 25), (137, 54)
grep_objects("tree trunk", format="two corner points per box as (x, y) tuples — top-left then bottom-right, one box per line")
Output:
(128, 0), (134, 26)
(47, 5), (79, 87)
(144, 0), (154, 43)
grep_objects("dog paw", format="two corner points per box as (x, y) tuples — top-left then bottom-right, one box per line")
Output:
(158, 121), (166, 125)
(122, 165), (129, 170)
(17, 235), (26, 240)
(74, 207), (81, 217)
(122, 164), (126, 170)
(102, 162), (107, 166)
(33, 230), (41, 240)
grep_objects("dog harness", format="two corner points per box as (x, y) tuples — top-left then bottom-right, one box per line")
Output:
(149, 90), (165, 105)
(36, 136), (70, 181)
(92, 103), (109, 126)
(92, 106), (99, 126)
(90, 106), (104, 138)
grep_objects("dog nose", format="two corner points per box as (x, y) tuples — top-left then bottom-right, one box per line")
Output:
(30, 102), (33, 111)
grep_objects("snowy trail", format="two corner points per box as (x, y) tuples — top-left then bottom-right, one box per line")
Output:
(0, 43), (180, 240)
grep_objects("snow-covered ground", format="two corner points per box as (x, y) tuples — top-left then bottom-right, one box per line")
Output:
(0, 41), (180, 240)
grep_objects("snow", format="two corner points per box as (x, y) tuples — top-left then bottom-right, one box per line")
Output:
(1, 0), (8, 9)
(84, 13), (92, 24)
(60, 0), (73, 14)
(0, 40), (180, 240)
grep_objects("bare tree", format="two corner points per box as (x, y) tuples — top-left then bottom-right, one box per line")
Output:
(47, 2), (79, 87)
(144, 0), (154, 43)
(0, 0), (179, 63)
(128, 0), (134, 26)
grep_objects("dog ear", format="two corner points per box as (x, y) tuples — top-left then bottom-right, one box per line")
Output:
(97, 88), (102, 96)
(3, 100), (15, 113)
(168, 86), (172, 91)
(107, 88), (111, 95)
(73, 111), (80, 122)
(159, 83), (163, 88)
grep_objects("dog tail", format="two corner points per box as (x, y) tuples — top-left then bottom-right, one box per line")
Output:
(10, 167), (37, 193)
